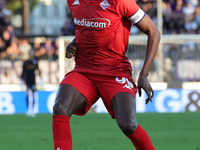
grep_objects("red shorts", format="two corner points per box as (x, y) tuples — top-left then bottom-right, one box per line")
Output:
(60, 71), (137, 118)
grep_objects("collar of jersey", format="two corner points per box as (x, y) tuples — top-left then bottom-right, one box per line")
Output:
(86, 0), (95, 3)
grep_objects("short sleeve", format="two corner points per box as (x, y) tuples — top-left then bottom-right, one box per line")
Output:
(115, 0), (145, 24)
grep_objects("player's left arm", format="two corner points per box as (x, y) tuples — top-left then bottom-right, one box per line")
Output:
(35, 61), (43, 87)
(135, 15), (160, 104)
(35, 61), (41, 77)
(21, 62), (26, 81)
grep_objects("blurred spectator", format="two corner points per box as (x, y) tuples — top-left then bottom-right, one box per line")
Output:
(0, 1), (11, 24)
(19, 39), (32, 61)
(0, 37), (6, 59)
(6, 39), (20, 60)
(53, 38), (59, 60)
(184, 16), (198, 33)
(162, 1), (172, 15)
(182, 2), (196, 18)
(162, 0), (200, 34)
(1, 30), (11, 50)
(132, 0), (199, 34)
(0, 1), (8, 35)
(171, 0), (186, 34)
(194, 4), (200, 21)
(32, 38), (42, 60)
(190, 0), (198, 8)
(7, 24), (15, 39)
(162, 1), (173, 34)
(61, 14), (75, 35)
(171, 0), (186, 12)
(194, 4), (200, 33)
(40, 38), (55, 60)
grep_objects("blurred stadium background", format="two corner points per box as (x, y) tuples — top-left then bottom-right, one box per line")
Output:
(0, 0), (200, 149)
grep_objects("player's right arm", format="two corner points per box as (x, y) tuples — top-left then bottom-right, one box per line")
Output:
(65, 38), (78, 59)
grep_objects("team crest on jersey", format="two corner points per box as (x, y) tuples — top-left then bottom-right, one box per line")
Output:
(100, 0), (110, 10)
(72, 0), (80, 5)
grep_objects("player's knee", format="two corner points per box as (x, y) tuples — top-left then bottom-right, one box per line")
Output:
(53, 102), (63, 115)
(53, 100), (69, 116)
(117, 120), (138, 136)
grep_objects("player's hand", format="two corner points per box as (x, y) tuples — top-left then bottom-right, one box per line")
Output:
(65, 41), (78, 59)
(137, 73), (154, 104)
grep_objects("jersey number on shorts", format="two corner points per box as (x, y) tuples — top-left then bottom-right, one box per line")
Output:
(115, 77), (134, 91)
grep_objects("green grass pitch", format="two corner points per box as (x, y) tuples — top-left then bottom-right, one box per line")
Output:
(0, 112), (199, 150)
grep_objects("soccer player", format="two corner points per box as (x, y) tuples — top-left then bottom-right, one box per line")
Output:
(21, 50), (41, 117)
(52, 0), (160, 149)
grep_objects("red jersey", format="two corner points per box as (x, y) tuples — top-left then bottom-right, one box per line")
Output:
(67, 0), (145, 79)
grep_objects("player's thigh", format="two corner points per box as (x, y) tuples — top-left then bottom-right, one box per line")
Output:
(112, 92), (137, 124)
(53, 84), (87, 116)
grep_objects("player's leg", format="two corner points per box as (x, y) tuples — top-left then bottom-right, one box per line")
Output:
(31, 84), (36, 109)
(112, 92), (155, 150)
(31, 87), (36, 117)
(53, 84), (87, 116)
(26, 86), (29, 109)
(52, 84), (87, 150)
(25, 85), (31, 116)
(112, 93), (137, 135)
(32, 89), (35, 109)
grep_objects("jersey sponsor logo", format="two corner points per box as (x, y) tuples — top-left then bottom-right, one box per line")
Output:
(74, 18), (110, 28)
(100, 0), (110, 10)
(115, 77), (134, 91)
(72, 0), (80, 5)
